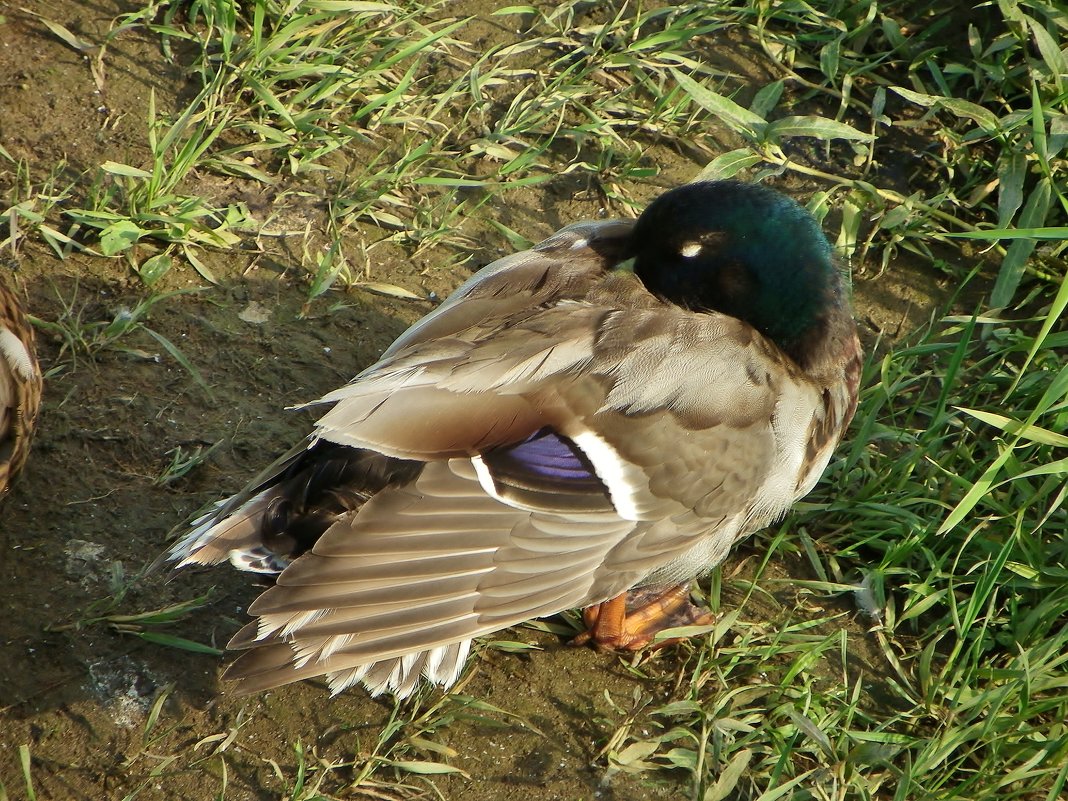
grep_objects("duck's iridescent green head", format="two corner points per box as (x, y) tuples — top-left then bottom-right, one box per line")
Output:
(631, 180), (841, 364)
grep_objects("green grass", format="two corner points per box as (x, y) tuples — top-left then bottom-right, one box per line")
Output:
(13, 0), (1061, 297)
(4, 0), (1066, 799)
(31, 283), (209, 389)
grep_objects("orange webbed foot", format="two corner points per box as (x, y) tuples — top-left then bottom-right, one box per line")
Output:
(570, 583), (715, 651)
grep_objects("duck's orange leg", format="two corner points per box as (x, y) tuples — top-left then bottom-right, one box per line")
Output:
(571, 583), (715, 651)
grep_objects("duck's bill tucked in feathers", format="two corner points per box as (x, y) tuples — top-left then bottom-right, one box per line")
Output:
(169, 181), (862, 698)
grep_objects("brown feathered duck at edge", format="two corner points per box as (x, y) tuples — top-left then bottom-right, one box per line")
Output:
(0, 278), (41, 500)
(166, 180), (863, 699)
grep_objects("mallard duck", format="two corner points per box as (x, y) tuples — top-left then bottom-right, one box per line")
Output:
(0, 279), (41, 499)
(169, 180), (862, 698)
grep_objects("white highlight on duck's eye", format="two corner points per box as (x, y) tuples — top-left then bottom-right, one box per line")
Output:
(680, 241), (702, 258)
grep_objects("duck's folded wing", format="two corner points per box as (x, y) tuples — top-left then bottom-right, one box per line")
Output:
(313, 284), (794, 514)
(377, 219), (634, 359)
(223, 457), (657, 694)
(222, 294), (806, 695)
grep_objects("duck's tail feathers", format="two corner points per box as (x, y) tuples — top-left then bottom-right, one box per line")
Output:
(222, 638), (472, 699)
(167, 490), (284, 571)
(158, 442), (425, 575)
